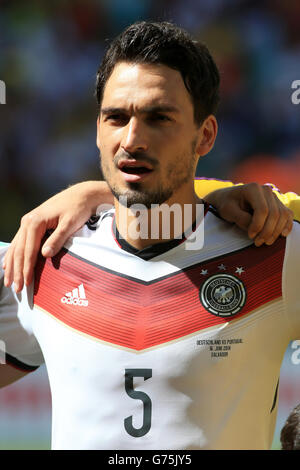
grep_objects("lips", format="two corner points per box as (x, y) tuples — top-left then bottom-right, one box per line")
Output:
(117, 160), (154, 182)
(117, 160), (153, 173)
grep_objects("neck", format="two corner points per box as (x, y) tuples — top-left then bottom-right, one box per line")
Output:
(114, 185), (203, 250)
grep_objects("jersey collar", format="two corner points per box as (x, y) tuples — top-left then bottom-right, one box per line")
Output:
(112, 201), (210, 260)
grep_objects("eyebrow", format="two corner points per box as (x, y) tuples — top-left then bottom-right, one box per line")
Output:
(100, 105), (180, 115)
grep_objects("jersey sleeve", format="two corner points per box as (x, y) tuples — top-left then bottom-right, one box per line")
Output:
(0, 244), (44, 371)
(271, 190), (300, 222)
(283, 222), (300, 339)
(194, 178), (235, 197)
(194, 179), (300, 222)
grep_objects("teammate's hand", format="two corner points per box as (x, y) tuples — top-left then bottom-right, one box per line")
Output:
(205, 183), (294, 246)
(3, 182), (112, 292)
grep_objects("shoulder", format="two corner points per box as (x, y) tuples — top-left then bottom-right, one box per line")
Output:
(64, 209), (115, 249)
(60, 209), (115, 261)
(286, 219), (300, 244)
(205, 206), (251, 244)
(285, 220), (300, 262)
(281, 221), (300, 337)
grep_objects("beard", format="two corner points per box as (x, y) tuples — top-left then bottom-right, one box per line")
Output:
(100, 141), (198, 209)
(109, 183), (173, 209)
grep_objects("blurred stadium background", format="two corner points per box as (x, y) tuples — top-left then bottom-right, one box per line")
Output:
(0, 0), (299, 450)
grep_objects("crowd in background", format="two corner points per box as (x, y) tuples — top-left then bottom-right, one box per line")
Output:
(1, 0), (300, 241)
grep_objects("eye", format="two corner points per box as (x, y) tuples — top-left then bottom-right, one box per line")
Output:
(148, 113), (171, 122)
(105, 114), (128, 124)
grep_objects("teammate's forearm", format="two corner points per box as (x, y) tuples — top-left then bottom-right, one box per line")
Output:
(72, 180), (113, 214)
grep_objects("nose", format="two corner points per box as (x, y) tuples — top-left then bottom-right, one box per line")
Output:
(121, 117), (148, 154)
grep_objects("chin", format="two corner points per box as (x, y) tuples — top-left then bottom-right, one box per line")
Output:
(112, 185), (173, 209)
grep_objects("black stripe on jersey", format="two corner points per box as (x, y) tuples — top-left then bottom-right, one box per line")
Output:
(62, 241), (258, 286)
(85, 214), (100, 231)
(85, 211), (114, 231)
(270, 379), (279, 413)
(5, 353), (40, 372)
(113, 218), (198, 260)
(207, 205), (223, 220)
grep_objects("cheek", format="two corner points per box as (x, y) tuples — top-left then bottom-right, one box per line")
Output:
(101, 129), (122, 156)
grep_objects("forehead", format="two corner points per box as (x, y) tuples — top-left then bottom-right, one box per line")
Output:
(101, 62), (193, 112)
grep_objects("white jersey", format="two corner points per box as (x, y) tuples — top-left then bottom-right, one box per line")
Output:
(0, 208), (299, 450)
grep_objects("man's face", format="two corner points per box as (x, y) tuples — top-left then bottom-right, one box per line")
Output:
(97, 62), (204, 208)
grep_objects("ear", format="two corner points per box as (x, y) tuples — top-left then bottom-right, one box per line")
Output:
(195, 115), (218, 157)
(96, 116), (101, 149)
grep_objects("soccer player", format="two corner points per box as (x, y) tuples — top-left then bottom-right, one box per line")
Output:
(0, 21), (300, 450)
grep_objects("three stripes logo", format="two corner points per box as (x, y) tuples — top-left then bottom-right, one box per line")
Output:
(61, 284), (88, 307)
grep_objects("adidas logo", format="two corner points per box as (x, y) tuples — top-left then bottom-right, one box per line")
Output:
(61, 284), (89, 307)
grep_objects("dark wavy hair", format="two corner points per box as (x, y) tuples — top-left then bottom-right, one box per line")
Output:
(95, 21), (220, 126)
(280, 404), (300, 450)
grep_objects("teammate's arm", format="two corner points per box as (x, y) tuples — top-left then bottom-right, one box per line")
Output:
(3, 179), (297, 292)
(201, 183), (295, 246)
(4, 181), (112, 292)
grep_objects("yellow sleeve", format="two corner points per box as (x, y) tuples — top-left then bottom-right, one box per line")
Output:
(271, 190), (300, 222)
(194, 178), (234, 197)
(194, 179), (300, 222)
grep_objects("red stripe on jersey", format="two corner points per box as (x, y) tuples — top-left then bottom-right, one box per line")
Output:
(33, 238), (286, 351)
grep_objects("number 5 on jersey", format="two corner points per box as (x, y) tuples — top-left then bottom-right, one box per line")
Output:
(124, 369), (152, 437)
